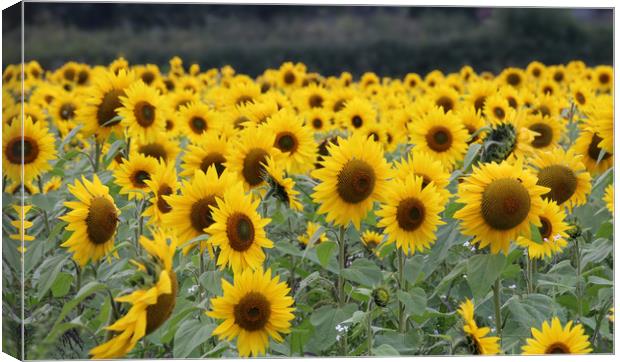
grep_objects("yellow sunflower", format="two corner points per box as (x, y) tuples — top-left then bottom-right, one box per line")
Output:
(583, 95), (613, 154)
(429, 85), (460, 113)
(530, 147), (592, 209)
(180, 132), (229, 178)
(409, 106), (469, 169)
(77, 69), (135, 141)
(292, 83), (329, 111)
(134, 136), (180, 165)
(206, 181), (272, 273)
(593, 65), (612, 92)
(143, 162), (178, 226)
(113, 153), (160, 200)
(500, 67), (525, 88)
(522, 113), (564, 151)
(263, 109), (317, 174)
(60, 175), (119, 266)
(225, 126), (281, 191)
(302, 107), (333, 133)
(90, 230), (178, 359)
(208, 268), (295, 357)
(465, 80), (496, 114)
(163, 167), (237, 255)
(42, 176), (62, 193)
(573, 127), (613, 175)
(298, 221), (326, 247)
(377, 175), (445, 255)
(361, 230), (385, 257)
(457, 299), (500, 355)
(483, 93), (511, 126)
(456, 106), (486, 144)
(521, 317), (592, 354)
(118, 80), (166, 142)
(2, 116), (57, 183)
(311, 133), (392, 229)
(177, 101), (221, 144)
(393, 150), (451, 204)
(278, 62), (304, 88)
(222, 80), (262, 108)
(49, 89), (81, 136)
(261, 156), (303, 211)
(603, 184), (613, 214)
(336, 98), (377, 131)
(526, 61), (546, 80)
(454, 159), (548, 254)
(516, 199), (569, 259)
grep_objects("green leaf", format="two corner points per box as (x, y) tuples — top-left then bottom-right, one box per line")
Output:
(51, 272), (73, 298)
(59, 124), (83, 150)
(290, 319), (314, 355)
(505, 294), (565, 331)
(373, 344), (401, 356)
(173, 319), (216, 358)
(31, 193), (59, 213)
(396, 287), (427, 317)
(595, 221), (613, 239)
(37, 254), (69, 300)
(342, 259), (383, 287)
(316, 240), (337, 267)
(403, 254), (424, 285)
(530, 223), (543, 244)
(466, 253), (506, 299)
(103, 139), (125, 164)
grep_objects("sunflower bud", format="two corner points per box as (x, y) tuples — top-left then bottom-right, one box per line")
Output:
(566, 221), (582, 240)
(480, 123), (517, 163)
(373, 287), (390, 307)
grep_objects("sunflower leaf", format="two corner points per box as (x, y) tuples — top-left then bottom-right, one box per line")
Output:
(316, 240), (337, 267)
(173, 319), (216, 358)
(466, 254), (506, 299)
(529, 222), (543, 244)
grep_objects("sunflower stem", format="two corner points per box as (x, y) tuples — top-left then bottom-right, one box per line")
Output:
(398, 249), (406, 333)
(337, 225), (348, 355)
(93, 139), (102, 173)
(492, 277), (502, 339)
(367, 301), (373, 356)
(574, 236), (583, 321)
(36, 176), (51, 235)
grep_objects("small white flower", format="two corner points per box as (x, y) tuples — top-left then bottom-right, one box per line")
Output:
(187, 285), (198, 294)
(509, 284), (517, 289)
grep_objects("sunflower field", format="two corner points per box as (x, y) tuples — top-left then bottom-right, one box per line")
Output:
(1, 58), (614, 359)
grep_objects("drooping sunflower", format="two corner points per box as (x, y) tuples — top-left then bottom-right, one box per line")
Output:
(573, 127), (613, 175)
(298, 221), (326, 248)
(206, 181), (273, 273)
(180, 132), (229, 178)
(177, 101), (222, 143)
(261, 156), (303, 211)
(60, 175), (119, 266)
(603, 184), (613, 214)
(454, 159), (548, 254)
(143, 162), (178, 226)
(311, 133), (392, 229)
(208, 268), (295, 357)
(225, 126), (281, 191)
(392, 150), (451, 205)
(90, 230), (178, 359)
(77, 69), (135, 141)
(163, 167), (237, 254)
(409, 106), (469, 169)
(263, 109), (317, 174)
(521, 317), (592, 355)
(113, 153), (160, 201)
(377, 175), (445, 255)
(457, 299), (500, 355)
(118, 80), (166, 142)
(336, 98), (377, 131)
(134, 136), (180, 165)
(3, 116), (57, 184)
(516, 199), (569, 259)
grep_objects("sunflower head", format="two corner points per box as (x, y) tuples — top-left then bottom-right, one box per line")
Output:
(522, 317), (592, 355)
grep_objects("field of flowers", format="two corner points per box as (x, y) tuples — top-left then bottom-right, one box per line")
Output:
(1, 58), (614, 359)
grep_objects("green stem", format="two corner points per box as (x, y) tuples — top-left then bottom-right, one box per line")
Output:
(398, 249), (406, 333)
(93, 139), (102, 173)
(493, 278), (502, 339)
(36, 177), (51, 234)
(574, 237), (583, 321)
(337, 225), (348, 356)
(367, 302), (373, 356)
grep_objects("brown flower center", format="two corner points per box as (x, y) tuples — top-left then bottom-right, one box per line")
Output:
(312, 118), (323, 130)
(60, 103), (76, 121)
(77, 70), (89, 85)
(336, 159), (376, 204)
(474, 96), (486, 112)
(138, 143), (168, 162)
(236, 95), (253, 106)
(425, 126), (453, 152)
(599, 73), (610, 85)
(575, 91), (586, 105)
(156, 185), (173, 214)
(333, 99), (346, 112)
(226, 213), (255, 252)
(133, 101), (156, 127)
(539, 216), (552, 240)
(481, 178), (531, 230)
(86, 196), (118, 245)
(6, 137), (39, 164)
(493, 106), (505, 120)
(146, 271), (178, 334)
(283, 71), (296, 85)
(141, 71), (155, 85)
(587, 133), (611, 161)
(234, 292), (271, 331)
(546, 342), (569, 354)
(537, 165), (577, 205)
(529, 123), (553, 148)
(189, 196), (217, 233)
(189, 116), (207, 134)
(506, 73), (521, 86)
(242, 148), (269, 186)
(396, 197), (426, 231)
(96, 89), (124, 127)
(309, 94), (323, 108)
(436, 96), (454, 112)
(131, 170), (151, 188)
(200, 152), (226, 176)
(275, 132), (298, 153)
(351, 115), (363, 129)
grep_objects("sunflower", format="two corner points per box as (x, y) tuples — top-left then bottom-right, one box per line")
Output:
(483, 94), (510, 126)
(325, 86), (356, 113)
(134, 64), (161, 86)
(48, 89), (81, 135)
(264, 109), (317, 174)
(2, 116), (57, 183)
(143, 162), (178, 226)
(168, 89), (199, 111)
(455, 106), (486, 144)
(90, 230), (178, 359)
(526, 61), (546, 80)
(521, 317), (592, 354)
(135, 136), (180, 165)
(603, 184), (613, 214)
(570, 80), (594, 110)
(593, 65), (613, 92)
(336, 98), (377, 131)
(516, 199), (569, 259)
(163, 167), (237, 254)
(42, 176), (62, 193)
(118, 80), (166, 142)
(60, 175), (119, 266)
(223, 80), (262, 108)
(292, 83), (329, 111)
(225, 126), (281, 191)
(208, 268), (295, 357)
(393, 150), (451, 205)
(278, 62), (304, 88)
(583, 95), (613, 154)
(298, 221), (326, 248)
(500, 67), (525, 88)
(180, 133), (229, 178)
(465, 80), (496, 113)
(206, 181), (273, 273)
(113, 153), (160, 200)
(234, 99), (279, 129)
(377, 175), (445, 255)
(457, 299), (500, 355)
(360, 230), (385, 257)
(521, 113), (564, 151)
(530, 147), (592, 209)
(311, 133), (391, 229)
(261, 156), (303, 211)
(454, 159), (548, 254)
(409, 106), (469, 169)
(573, 127), (613, 175)
(302, 107), (333, 133)
(77, 69), (135, 141)
(429, 85), (460, 113)
(177, 101), (221, 143)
